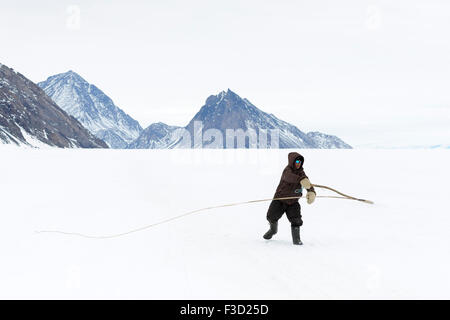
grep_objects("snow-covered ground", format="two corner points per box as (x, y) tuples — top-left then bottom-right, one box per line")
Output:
(0, 147), (449, 299)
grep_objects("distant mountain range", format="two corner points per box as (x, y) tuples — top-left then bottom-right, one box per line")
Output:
(38, 71), (142, 148)
(1, 64), (352, 149)
(131, 89), (352, 149)
(355, 143), (450, 149)
(127, 122), (184, 149)
(0, 63), (107, 148)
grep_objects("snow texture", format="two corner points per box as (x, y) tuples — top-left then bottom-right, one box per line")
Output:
(0, 148), (448, 299)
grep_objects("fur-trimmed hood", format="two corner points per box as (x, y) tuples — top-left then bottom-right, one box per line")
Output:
(288, 152), (304, 170)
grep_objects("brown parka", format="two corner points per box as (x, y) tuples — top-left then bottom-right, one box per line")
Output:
(273, 152), (315, 205)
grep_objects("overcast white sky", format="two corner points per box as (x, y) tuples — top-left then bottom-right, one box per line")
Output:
(1, 0), (449, 147)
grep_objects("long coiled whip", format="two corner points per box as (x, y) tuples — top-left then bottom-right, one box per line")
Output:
(35, 184), (373, 239)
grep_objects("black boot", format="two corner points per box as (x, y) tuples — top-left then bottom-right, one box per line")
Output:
(263, 221), (278, 239)
(291, 226), (303, 245)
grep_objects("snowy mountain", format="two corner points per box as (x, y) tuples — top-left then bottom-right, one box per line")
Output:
(130, 89), (351, 149)
(127, 122), (184, 149)
(0, 63), (108, 148)
(38, 71), (142, 148)
(306, 131), (351, 149)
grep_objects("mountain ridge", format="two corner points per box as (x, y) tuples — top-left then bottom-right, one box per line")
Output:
(0, 63), (108, 148)
(38, 71), (143, 148)
(131, 89), (352, 149)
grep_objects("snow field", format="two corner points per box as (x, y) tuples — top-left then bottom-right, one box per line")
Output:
(0, 148), (448, 299)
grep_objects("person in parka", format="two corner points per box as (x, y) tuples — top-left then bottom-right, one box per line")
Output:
(263, 152), (316, 245)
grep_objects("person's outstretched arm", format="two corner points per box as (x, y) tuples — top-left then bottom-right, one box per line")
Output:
(300, 175), (316, 204)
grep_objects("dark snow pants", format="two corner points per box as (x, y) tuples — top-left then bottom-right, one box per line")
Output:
(266, 200), (303, 227)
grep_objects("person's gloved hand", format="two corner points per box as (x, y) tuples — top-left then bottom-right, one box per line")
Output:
(300, 178), (312, 189)
(306, 191), (316, 204)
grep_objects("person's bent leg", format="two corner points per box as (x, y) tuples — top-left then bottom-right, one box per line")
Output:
(264, 200), (284, 239)
(286, 202), (302, 227)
